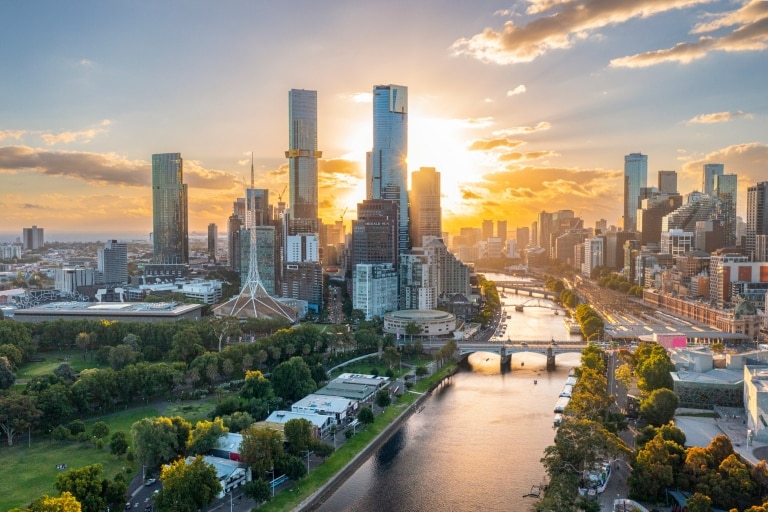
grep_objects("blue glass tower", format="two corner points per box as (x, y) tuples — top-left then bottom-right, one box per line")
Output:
(370, 84), (409, 252)
(623, 153), (647, 232)
(152, 153), (188, 264)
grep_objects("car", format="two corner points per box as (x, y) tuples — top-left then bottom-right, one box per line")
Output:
(521, 342), (528, 347)
(145, 478), (157, 486)
(125, 504), (131, 511)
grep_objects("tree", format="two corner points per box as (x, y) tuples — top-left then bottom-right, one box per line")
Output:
(382, 346), (400, 370)
(243, 479), (271, 503)
(635, 347), (675, 393)
(375, 389), (391, 408)
(240, 369), (273, 401)
(131, 416), (190, 471)
(280, 454), (307, 481)
(415, 365), (428, 380)
(240, 425), (284, 476)
(284, 418), (313, 456)
(0, 343), (23, 369)
(271, 357), (317, 402)
(614, 363), (633, 390)
(110, 431), (129, 456)
(628, 433), (678, 502)
(23, 491), (82, 512)
(169, 329), (205, 364)
(188, 418), (228, 455)
(107, 344), (139, 371)
(91, 421), (109, 440)
(404, 321), (421, 344)
(640, 388), (680, 427)
(55, 464), (114, 512)
(686, 492), (713, 512)
(155, 455), (221, 512)
(0, 355), (16, 389)
(0, 392), (43, 446)
(211, 315), (241, 353)
(358, 406), (374, 425)
(75, 332), (91, 359)
(313, 441), (334, 460)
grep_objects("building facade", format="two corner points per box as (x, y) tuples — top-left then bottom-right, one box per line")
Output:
(286, 89), (320, 233)
(152, 153), (188, 264)
(353, 263), (398, 320)
(409, 166), (441, 248)
(369, 84), (409, 252)
(98, 240), (128, 285)
(623, 153), (648, 232)
(747, 182), (768, 262)
(22, 226), (45, 250)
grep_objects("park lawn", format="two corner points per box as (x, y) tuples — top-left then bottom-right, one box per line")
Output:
(162, 399), (217, 425)
(17, 350), (99, 380)
(87, 406), (160, 448)
(0, 440), (138, 512)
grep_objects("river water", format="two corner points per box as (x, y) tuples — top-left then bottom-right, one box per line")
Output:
(315, 274), (583, 512)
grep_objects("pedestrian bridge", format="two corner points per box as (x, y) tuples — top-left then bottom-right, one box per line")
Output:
(457, 342), (587, 356)
(495, 283), (559, 300)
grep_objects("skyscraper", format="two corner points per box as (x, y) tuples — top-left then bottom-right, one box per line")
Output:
(98, 239), (128, 285)
(286, 89), (320, 233)
(702, 163), (724, 196)
(746, 182), (768, 261)
(409, 166), (441, 247)
(623, 153), (648, 232)
(713, 174), (737, 247)
(482, 220), (494, 241)
(207, 224), (218, 263)
(22, 225), (44, 250)
(658, 170), (677, 194)
(370, 84), (409, 252)
(152, 153), (188, 264)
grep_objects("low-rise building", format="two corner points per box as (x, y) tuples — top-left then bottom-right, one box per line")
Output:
(263, 410), (334, 439)
(290, 394), (356, 425)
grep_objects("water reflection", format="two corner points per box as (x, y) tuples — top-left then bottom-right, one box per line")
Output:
(374, 426), (407, 472)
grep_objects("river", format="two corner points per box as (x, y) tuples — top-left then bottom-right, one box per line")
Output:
(315, 275), (583, 512)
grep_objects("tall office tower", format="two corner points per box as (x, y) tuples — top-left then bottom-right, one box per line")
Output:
(482, 220), (494, 241)
(152, 153), (188, 264)
(246, 189), (270, 228)
(638, 193), (683, 246)
(370, 84), (409, 252)
(595, 219), (608, 234)
(516, 227), (530, 249)
(227, 215), (243, 272)
(530, 221), (538, 247)
(22, 225), (44, 250)
(207, 224), (218, 263)
(497, 220), (508, 245)
(746, 182), (768, 261)
(351, 199), (399, 276)
(658, 170), (678, 194)
(233, 198), (246, 222)
(98, 240), (128, 285)
(623, 153), (648, 233)
(286, 89), (320, 234)
(713, 174), (737, 247)
(702, 163), (724, 196)
(537, 211), (553, 256)
(409, 166), (441, 247)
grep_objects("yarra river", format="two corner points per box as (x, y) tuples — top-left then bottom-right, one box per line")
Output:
(316, 275), (584, 512)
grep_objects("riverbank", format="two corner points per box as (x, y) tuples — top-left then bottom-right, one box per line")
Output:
(253, 362), (458, 511)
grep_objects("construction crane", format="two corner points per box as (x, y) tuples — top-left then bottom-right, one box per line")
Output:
(339, 207), (348, 224)
(277, 185), (287, 203)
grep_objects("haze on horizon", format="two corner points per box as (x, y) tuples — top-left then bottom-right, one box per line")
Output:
(1, 0), (766, 238)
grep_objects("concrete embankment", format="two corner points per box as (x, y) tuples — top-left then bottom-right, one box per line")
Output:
(294, 368), (456, 512)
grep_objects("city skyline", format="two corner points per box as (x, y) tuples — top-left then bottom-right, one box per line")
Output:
(1, 1), (767, 241)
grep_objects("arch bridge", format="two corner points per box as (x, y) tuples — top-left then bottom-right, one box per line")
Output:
(495, 283), (558, 300)
(513, 298), (564, 311)
(455, 342), (587, 373)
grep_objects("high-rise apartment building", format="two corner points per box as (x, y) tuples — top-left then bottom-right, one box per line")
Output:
(409, 167), (441, 248)
(207, 224), (218, 263)
(351, 199), (399, 273)
(497, 220), (507, 245)
(98, 240), (128, 285)
(746, 182), (768, 261)
(482, 220), (494, 242)
(246, 189), (270, 228)
(228, 214), (243, 272)
(286, 89), (320, 233)
(623, 153), (647, 232)
(702, 163), (724, 196)
(370, 84), (409, 252)
(713, 173), (737, 247)
(22, 225), (44, 250)
(516, 227), (530, 249)
(354, 263), (398, 320)
(152, 153), (188, 264)
(658, 170), (678, 194)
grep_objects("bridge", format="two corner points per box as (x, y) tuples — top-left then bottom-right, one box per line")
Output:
(512, 298), (564, 311)
(456, 342), (587, 355)
(495, 283), (558, 300)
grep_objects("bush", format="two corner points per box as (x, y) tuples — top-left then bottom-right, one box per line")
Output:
(67, 419), (86, 435)
(52, 425), (71, 441)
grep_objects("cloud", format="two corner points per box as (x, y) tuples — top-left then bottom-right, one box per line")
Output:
(340, 92), (372, 103)
(182, 160), (239, 190)
(687, 110), (753, 124)
(681, 143), (768, 194)
(450, 0), (708, 64)
(319, 158), (363, 190)
(460, 188), (482, 200)
(0, 145), (150, 186)
(493, 121), (551, 136)
(22, 203), (44, 209)
(610, 1), (768, 68)
(468, 138), (524, 151)
(41, 128), (103, 145)
(506, 85), (527, 96)
(498, 150), (558, 161)
(80, 59), (93, 66)
(0, 130), (26, 142)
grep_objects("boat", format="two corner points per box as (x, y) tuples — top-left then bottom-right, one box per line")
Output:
(559, 385), (573, 398)
(553, 413), (562, 427)
(554, 310), (559, 315)
(578, 461), (612, 498)
(554, 396), (570, 413)
(514, 305), (524, 312)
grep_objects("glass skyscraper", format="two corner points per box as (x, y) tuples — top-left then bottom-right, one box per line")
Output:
(152, 153), (188, 264)
(370, 84), (409, 252)
(702, 163), (724, 196)
(623, 152), (647, 232)
(713, 173), (737, 247)
(286, 89), (320, 233)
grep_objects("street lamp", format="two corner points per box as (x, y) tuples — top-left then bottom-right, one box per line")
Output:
(267, 467), (275, 498)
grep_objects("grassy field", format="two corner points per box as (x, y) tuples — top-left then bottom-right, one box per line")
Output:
(163, 401), (216, 424)
(17, 349), (101, 380)
(0, 440), (139, 511)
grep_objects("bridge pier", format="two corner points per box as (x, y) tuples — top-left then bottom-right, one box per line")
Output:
(500, 345), (511, 373)
(546, 346), (556, 372)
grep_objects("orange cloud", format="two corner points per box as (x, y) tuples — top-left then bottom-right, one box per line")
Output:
(686, 111), (753, 124)
(451, 0), (708, 64)
(468, 138), (524, 151)
(498, 150), (558, 161)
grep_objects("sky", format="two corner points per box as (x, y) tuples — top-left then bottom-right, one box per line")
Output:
(1, 0), (767, 242)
